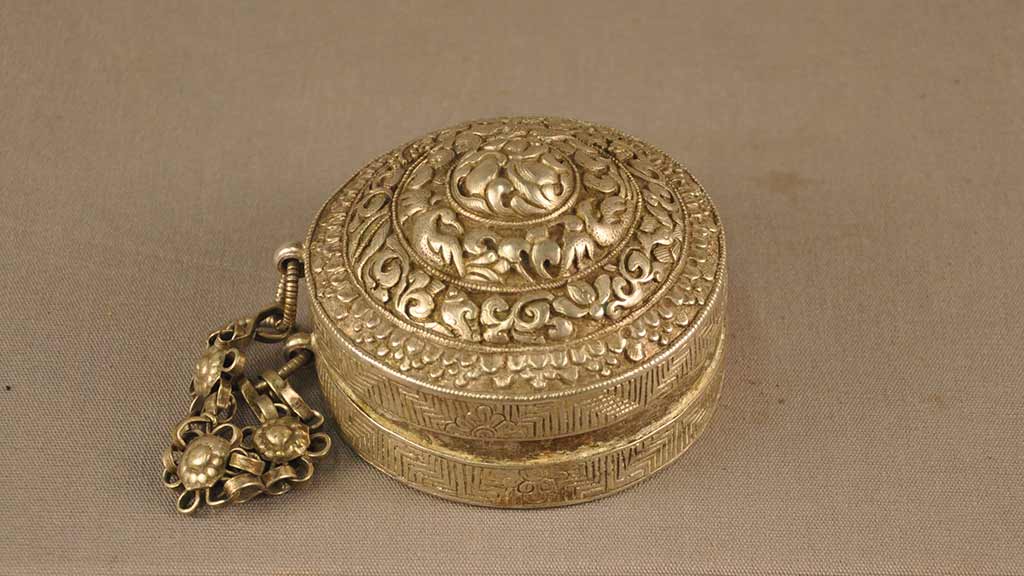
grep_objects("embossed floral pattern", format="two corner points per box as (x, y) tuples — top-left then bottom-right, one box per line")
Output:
(178, 434), (231, 491)
(253, 416), (311, 464)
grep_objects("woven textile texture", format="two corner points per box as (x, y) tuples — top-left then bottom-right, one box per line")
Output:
(1, 1), (1022, 574)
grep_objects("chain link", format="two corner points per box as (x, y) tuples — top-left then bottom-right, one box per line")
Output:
(160, 242), (330, 515)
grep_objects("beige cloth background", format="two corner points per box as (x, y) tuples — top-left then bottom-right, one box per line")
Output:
(2, 1), (1022, 574)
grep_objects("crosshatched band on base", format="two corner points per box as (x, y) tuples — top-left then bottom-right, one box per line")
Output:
(318, 329), (725, 508)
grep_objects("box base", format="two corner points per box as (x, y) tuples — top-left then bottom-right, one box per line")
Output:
(318, 330), (726, 508)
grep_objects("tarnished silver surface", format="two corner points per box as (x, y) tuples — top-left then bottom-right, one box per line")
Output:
(306, 117), (727, 507)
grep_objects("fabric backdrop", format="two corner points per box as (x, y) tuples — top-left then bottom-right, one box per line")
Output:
(1, 1), (1022, 574)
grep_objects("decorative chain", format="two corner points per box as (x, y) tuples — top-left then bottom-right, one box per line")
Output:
(160, 242), (331, 514)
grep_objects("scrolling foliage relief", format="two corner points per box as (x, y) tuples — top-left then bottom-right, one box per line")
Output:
(311, 118), (720, 391)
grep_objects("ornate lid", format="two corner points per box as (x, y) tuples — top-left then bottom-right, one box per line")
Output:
(306, 117), (724, 397)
